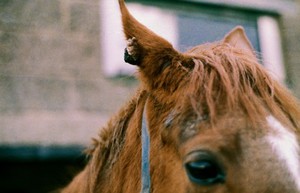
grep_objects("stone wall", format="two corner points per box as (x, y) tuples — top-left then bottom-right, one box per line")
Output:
(0, 0), (137, 145)
(282, 0), (300, 96)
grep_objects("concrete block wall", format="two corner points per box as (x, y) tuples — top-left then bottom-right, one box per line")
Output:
(282, 0), (300, 96)
(0, 0), (137, 146)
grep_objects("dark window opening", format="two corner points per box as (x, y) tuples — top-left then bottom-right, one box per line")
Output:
(0, 146), (86, 193)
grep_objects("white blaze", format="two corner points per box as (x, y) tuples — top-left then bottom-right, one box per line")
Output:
(266, 116), (300, 191)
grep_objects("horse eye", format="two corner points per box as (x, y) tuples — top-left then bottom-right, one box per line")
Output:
(184, 152), (226, 185)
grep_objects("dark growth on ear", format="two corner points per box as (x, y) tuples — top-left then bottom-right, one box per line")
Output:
(124, 48), (140, 65)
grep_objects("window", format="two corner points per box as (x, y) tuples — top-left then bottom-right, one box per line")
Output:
(100, 0), (285, 82)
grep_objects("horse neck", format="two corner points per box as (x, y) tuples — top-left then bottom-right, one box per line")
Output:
(90, 90), (148, 193)
(63, 90), (176, 193)
(96, 92), (174, 193)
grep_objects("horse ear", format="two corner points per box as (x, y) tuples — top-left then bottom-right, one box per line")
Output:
(118, 0), (175, 53)
(118, 0), (187, 91)
(223, 26), (256, 57)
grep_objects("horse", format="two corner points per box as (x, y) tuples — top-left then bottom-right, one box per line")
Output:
(61, 0), (300, 192)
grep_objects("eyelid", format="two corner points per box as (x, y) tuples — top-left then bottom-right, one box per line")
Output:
(184, 150), (216, 163)
(184, 150), (225, 172)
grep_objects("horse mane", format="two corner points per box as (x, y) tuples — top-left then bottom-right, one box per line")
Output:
(182, 42), (300, 130)
(82, 89), (146, 188)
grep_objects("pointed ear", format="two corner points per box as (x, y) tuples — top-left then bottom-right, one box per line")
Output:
(223, 26), (256, 57)
(118, 0), (189, 92)
(118, 0), (173, 52)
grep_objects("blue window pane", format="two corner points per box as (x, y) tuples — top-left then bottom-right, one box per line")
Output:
(177, 13), (260, 53)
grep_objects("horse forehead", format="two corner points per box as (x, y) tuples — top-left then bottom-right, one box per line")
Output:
(240, 116), (300, 192)
(216, 116), (300, 192)
(265, 116), (300, 191)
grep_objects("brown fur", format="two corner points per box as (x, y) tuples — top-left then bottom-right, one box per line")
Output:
(61, 1), (300, 192)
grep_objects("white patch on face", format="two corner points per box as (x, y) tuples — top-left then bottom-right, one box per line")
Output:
(266, 116), (300, 191)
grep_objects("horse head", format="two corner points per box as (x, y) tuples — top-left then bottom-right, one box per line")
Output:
(119, 1), (300, 192)
(62, 1), (300, 192)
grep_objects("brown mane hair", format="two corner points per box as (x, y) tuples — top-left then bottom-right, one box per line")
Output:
(61, 89), (148, 192)
(86, 89), (147, 187)
(176, 43), (300, 130)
